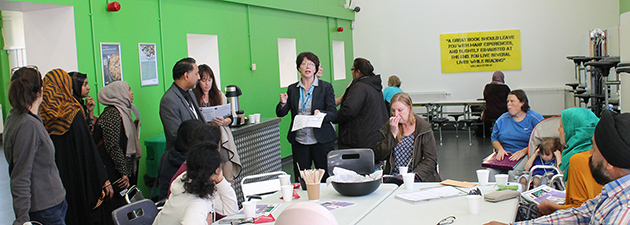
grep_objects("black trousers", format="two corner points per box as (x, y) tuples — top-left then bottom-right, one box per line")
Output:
(291, 141), (334, 183)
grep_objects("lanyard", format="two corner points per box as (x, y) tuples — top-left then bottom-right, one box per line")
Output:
(300, 85), (315, 113)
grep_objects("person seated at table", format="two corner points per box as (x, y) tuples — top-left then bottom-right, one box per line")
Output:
(519, 137), (563, 188)
(154, 141), (238, 225)
(382, 75), (403, 114)
(374, 92), (441, 184)
(486, 110), (630, 225)
(536, 107), (602, 216)
(489, 89), (543, 181)
(276, 202), (338, 225)
(482, 71), (511, 136)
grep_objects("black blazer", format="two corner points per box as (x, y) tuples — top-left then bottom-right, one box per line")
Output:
(276, 79), (337, 144)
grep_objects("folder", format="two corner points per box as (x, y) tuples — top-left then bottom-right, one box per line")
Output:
(481, 152), (523, 170)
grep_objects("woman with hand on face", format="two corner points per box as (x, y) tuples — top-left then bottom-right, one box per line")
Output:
(192, 64), (241, 184)
(374, 93), (441, 184)
(489, 89), (544, 180)
(276, 52), (337, 183)
(69, 72), (96, 131)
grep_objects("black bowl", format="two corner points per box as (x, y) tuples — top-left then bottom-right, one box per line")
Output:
(331, 179), (381, 196)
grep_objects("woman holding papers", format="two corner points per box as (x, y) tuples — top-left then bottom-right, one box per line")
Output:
(193, 64), (241, 183)
(375, 92), (441, 184)
(276, 52), (337, 183)
(489, 89), (544, 180)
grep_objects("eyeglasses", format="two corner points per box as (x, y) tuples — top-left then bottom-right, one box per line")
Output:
(437, 216), (456, 225)
(11, 65), (39, 75)
(301, 62), (315, 67)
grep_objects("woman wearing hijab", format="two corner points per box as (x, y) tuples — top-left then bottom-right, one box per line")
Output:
(482, 71), (511, 136)
(39, 69), (112, 225)
(537, 107), (603, 215)
(69, 71), (96, 131)
(92, 81), (142, 221)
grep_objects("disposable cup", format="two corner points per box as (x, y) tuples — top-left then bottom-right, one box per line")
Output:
(254, 113), (261, 123)
(281, 185), (293, 202)
(402, 173), (415, 190)
(495, 174), (509, 186)
(278, 175), (291, 186)
(242, 201), (256, 219)
(306, 183), (320, 200)
(399, 166), (408, 175)
(249, 115), (256, 124)
(466, 195), (482, 215)
(476, 169), (489, 186)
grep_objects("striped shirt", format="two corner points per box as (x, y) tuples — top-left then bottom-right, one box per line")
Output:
(516, 173), (630, 225)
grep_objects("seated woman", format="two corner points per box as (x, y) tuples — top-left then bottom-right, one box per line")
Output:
(537, 107), (602, 215)
(154, 141), (238, 224)
(489, 89), (544, 181)
(374, 92), (441, 184)
(382, 75), (403, 113)
(482, 71), (510, 136)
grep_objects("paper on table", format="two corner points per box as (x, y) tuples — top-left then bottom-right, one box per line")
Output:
(395, 186), (466, 203)
(200, 103), (231, 123)
(291, 113), (327, 131)
(440, 179), (477, 188)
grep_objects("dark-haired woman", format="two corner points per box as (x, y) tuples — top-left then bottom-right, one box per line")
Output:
(39, 69), (112, 225)
(69, 71), (96, 131)
(153, 141), (238, 224)
(4, 67), (67, 225)
(193, 64), (241, 183)
(276, 52), (337, 183)
(92, 81), (141, 222)
(489, 89), (543, 180)
(335, 58), (388, 150)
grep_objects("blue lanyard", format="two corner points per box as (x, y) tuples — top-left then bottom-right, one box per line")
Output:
(299, 85), (315, 113)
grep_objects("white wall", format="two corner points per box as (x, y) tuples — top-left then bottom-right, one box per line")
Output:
(23, 5), (78, 74)
(352, 0), (619, 115)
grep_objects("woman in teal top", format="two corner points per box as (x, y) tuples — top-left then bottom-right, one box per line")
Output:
(383, 75), (403, 103)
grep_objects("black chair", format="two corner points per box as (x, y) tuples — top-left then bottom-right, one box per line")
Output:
(430, 117), (449, 145)
(447, 113), (464, 138)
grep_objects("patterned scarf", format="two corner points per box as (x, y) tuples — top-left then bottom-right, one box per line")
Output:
(39, 69), (83, 135)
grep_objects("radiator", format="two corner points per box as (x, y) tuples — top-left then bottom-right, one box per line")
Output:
(407, 91), (450, 102)
(519, 87), (568, 116)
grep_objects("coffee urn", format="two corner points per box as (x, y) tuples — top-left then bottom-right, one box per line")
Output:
(225, 85), (245, 126)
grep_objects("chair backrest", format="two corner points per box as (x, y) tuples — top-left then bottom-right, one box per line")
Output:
(112, 199), (158, 225)
(527, 117), (561, 157)
(327, 149), (375, 176)
(240, 171), (287, 201)
(125, 185), (145, 204)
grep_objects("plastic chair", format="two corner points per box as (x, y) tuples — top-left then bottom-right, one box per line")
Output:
(327, 149), (375, 176)
(124, 185), (145, 204)
(240, 171), (287, 201)
(112, 199), (158, 225)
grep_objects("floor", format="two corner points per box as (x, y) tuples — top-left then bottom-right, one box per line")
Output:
(281, 129), (494, 183)
(0, 129), (492, 223)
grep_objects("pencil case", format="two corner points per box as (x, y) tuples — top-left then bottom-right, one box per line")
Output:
(484, 190), (519, 202)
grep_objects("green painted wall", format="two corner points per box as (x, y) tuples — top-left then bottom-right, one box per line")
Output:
(621, 0), (630, 14)
(0, 0), (354, 194)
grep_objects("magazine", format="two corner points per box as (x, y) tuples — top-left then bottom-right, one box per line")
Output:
(521, 185), (565, 205)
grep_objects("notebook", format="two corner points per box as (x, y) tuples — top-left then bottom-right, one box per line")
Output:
(481, 152), (523, 170)
(395, 186), (467, 204)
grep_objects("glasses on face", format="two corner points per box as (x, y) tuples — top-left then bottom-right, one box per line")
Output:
(11, 65), (39, 75)
(301, 62), (315, 67)
(437, 216), (456, 225)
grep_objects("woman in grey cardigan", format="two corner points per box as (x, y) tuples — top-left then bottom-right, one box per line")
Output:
(374, 92), (441, 184)
(3, 67), (67, 225)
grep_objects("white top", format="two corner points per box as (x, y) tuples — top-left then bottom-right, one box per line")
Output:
(153, 172), (238, 225)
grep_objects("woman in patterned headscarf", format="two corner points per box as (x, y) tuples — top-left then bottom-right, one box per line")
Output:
(92, 81), (142, 221)
(39, 68), (112, 225)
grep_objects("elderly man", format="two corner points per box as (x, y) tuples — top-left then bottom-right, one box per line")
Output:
(486, 110), (630, 225)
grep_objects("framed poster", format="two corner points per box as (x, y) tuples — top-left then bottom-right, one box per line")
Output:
(138, 43), (159, 86)
(100, 43), (123, 86)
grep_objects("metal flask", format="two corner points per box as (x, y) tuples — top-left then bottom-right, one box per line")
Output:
(225, 85), (242, 126)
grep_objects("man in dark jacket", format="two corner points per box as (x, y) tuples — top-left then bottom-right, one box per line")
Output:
(335, 58), (389, 150)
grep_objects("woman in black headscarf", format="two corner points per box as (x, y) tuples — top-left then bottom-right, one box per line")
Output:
(482, 71), (511, 136)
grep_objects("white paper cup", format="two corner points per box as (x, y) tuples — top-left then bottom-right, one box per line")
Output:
(281, 185), (293, 202)
(399, 166), (408, 175)
(495, 174), (509, 186)
(242, 201), (256, 218)
(254, 113), (261, 123)
(278, 175), (291, 186)
(402, 173), (415, 190)
(466, 195), (482, 215)
(476, 169), (489, 186)
(249, 115), (256, 124)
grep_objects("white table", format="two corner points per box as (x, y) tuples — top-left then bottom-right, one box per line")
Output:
(355, 182), (518, 225)
(215, 183), (398, 225)
(414, 99), (485, 120)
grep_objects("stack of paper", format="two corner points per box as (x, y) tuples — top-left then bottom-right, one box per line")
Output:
(395, 186), (466, 204)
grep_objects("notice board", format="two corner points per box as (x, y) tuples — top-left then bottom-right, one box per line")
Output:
(440, 29), (521, 73)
